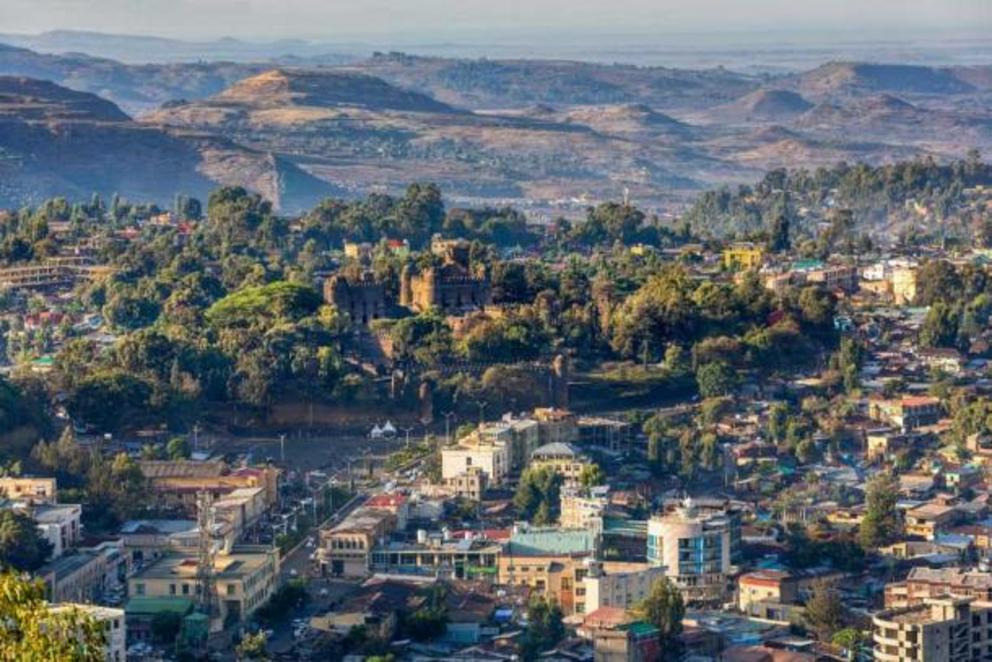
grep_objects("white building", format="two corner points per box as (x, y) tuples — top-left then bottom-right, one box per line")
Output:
(646, 498), (740, 603)
(441, 438), (511, 486)
(31, 503), (82, 559)
(582, 560), (669, 612)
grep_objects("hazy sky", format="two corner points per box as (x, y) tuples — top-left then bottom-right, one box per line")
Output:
(2, 0), (990, 41)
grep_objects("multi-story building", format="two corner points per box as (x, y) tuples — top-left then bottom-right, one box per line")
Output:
(582, 559), (669, 613)
(530, 442), (592, 485)
(873, 596), (992, 662)
(30, 503), (82, 558)
(369, 535), (501, 580)
(806, 264), (859, 292)
(0, 476), (57, 503)
(317, 506), (398, 577)
(737, 568), (846, 621)
(441, 436), (511, 487)
(869, 396), (943, 432)
(884, 567), (992, 609)
(533, 408), (579, 446)
(646, 498), (740, 604)
(904, 503), (958, 541)
(499, 526), (598, 615)
(577, 416), (633, 452)
(128, 546), (279, 624)
(48, 604), (126, 662)
(137, 461), (280, 515)
(891, 267), (918, 305)
(560, 485), (609, 533)
(37, 550), (107, 603)
(444, 466), (487, 501)
(722, 244), (765, 271)
(479, 417), (540, 472)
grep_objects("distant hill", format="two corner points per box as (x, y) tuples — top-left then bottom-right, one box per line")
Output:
(710, 89), (814, 123)
(0, 76), (335, 211)
(215, 68), (458, 113)
(0, 30), (357, 64)
(340, 53), (760, 111)
(790, 62), (976, 98)
(0, 42), (268, 114)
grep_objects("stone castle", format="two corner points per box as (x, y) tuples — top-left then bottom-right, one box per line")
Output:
(325, 236), (491, 324)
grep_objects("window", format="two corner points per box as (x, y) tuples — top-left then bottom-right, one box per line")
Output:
(182, 584), (190, 595)
(135, 584), (145, 596)
(227, 584), (235, 596)
(169, 584), (176, 596)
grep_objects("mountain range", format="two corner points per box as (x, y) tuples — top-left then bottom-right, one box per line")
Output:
(0, 41), (990, 215)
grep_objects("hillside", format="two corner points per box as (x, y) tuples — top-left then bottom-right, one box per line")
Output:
(709, 89), (814, 123)
(0, 76), (334, 211)
(789, 62), (977, 99)
(338, 53), (761, 111)
(0, 42), (267, 114)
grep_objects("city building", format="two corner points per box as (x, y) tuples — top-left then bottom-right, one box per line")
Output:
(31, 503), (82, 558)
(646, 498), (741, 604)
(873, 596), (992, 662)
(885, 567), (992, 608)
(444, 466), (488, 501)
(0, 476), (57, 503)
(560, 485), (610, 533)
(530, 442), (592, 484)
(318, 506), (398, 577)
(869, 396), (943, 432)
(722, 244), (765, 271)
(37, 550), (107, 603)
(582, 559), (669, 613)
(128, 546), (279, 624)
(48, 604), (126, 662)
(533, 408), (579, 446)
(441, 435), (511, 487)
(369, 534), (501, 580)
(137, 461), (280, 515)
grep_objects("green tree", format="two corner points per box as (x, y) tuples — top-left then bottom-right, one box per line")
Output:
(513, 466), (563, 525)
(235, 631), (270, 661)
(0, 509), (53, 571)
(633, 577), (685, 660)
(804, 580), (846, 640)
(578, 463), (606, 488)
(0, 572), (107, 660)
(166, 436), (191, 460)
(695, 361), (737, 398)
(858, 472), (901, 549)
(520, 595), (565, 660)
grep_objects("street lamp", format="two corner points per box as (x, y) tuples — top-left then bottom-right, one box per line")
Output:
(476, 401), (489, 425)
(280, 434), (286, 465)
(400, 426), (415, 449)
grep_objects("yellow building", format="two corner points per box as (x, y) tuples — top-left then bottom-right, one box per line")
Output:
(128, 546), (279, 625)
(722, 244), (764, 271)
(891, 267), (918, 305)
(530, 442), (592, 485)
(0, 476), (57, 503)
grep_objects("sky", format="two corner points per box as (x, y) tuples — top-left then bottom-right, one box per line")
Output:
(1, 0), (990, 41)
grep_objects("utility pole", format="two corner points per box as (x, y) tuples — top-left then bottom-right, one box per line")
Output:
(192, 422), (200, 454)
(401, 426), (415, 449)
(280, 434), (286, 465)
(476, 401), (488, 425)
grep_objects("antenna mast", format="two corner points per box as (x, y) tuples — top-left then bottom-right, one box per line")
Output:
(196, 491), (218, 618)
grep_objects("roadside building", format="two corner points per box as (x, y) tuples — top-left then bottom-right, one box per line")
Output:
(560, 485), (610, 533)
(37, 550), (107, 603)
(127, 546), (279, 624)
(582, 559), (669, 613)
(441, 436), (511, 487)
(318, 506), (398, 577)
